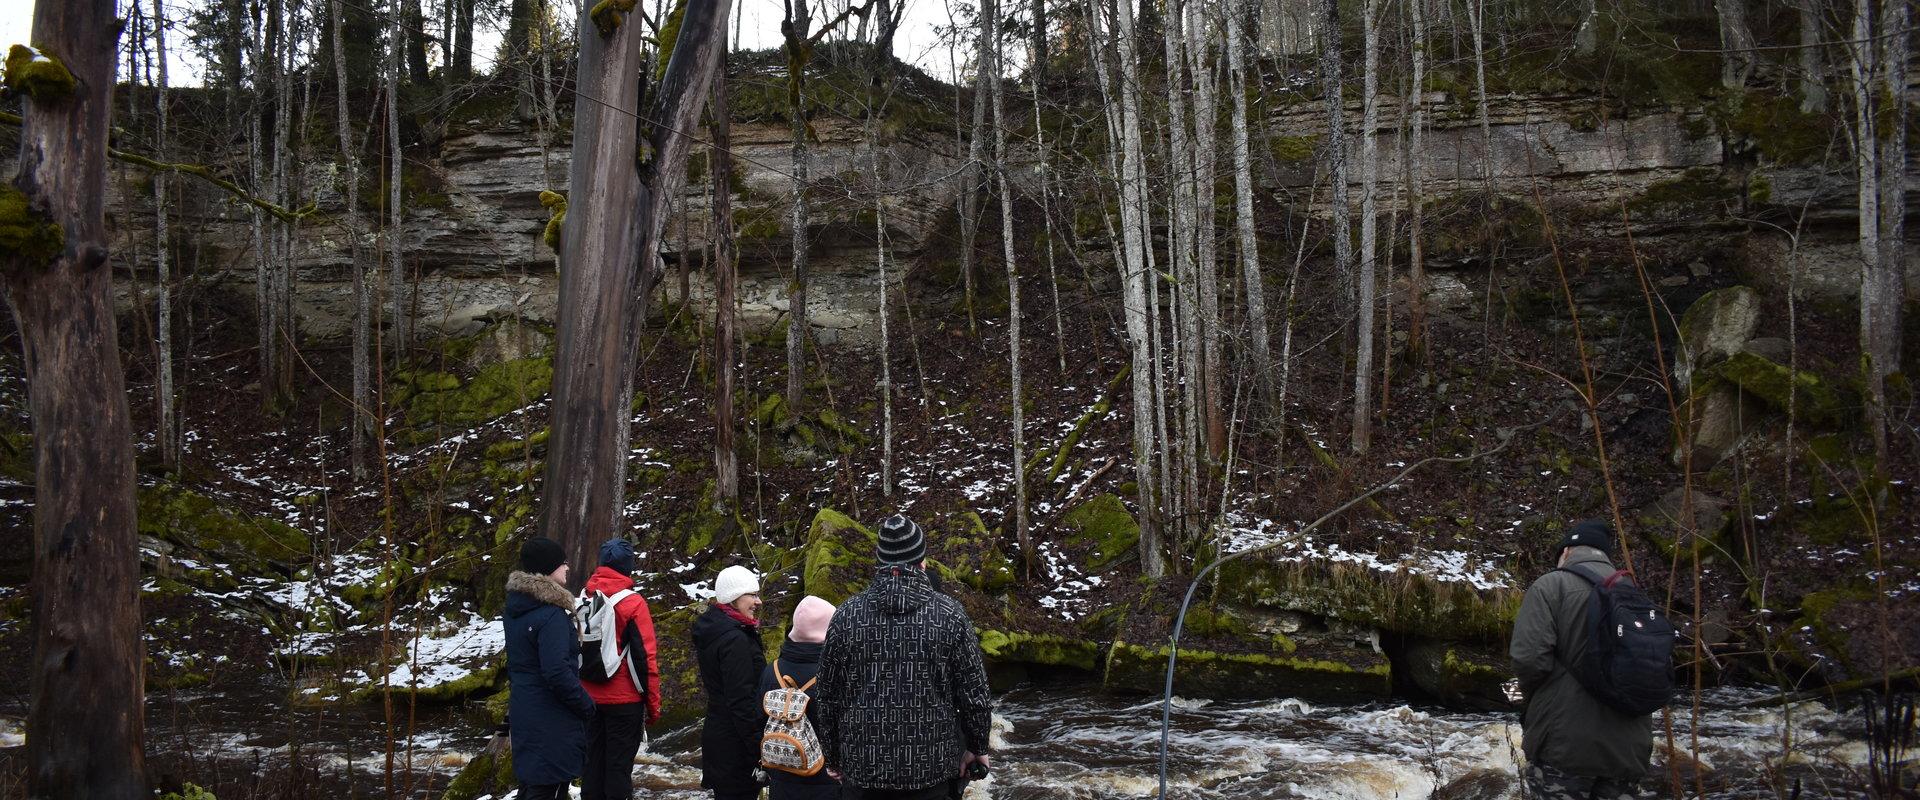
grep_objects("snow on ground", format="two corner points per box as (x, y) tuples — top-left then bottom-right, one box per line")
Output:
(342, 611), (504, 692)
(1221, 513), (1514, 591)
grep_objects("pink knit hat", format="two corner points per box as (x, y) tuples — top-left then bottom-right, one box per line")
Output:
(789, 595), (836, 643)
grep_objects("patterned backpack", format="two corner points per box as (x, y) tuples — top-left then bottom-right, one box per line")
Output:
(760, 661), (825, 777)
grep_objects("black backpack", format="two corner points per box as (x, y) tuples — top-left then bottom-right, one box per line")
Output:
(1554, 565), (1676, 715)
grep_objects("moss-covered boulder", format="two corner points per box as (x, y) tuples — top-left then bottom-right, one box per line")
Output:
(1061, 494), (1140, 571)
(138, 484), (312, 588)
(1674, 286), (1760, 390)
(395, 355), (554, 429)
(1214, 553), (1520, 643)
(1103, 638), (1392, 701)
(1698, 350), (1848, 426)
(440, 734), (515, 800)
(801, 508), (876, 605)
(1403, 639), (1514, 710)
(928, 512), (1016, 595)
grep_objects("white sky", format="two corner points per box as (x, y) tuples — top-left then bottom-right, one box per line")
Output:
(0, 0), (974, 87)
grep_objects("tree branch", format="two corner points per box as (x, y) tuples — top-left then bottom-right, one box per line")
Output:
(1, 110), (316, 223)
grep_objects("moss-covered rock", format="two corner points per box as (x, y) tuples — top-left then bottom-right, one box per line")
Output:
(1214, 554), (1520, 643)
(1699, 350), (1848, 426)
(440, 735), (516, 800)
(1674, 286), (1760, 389)
(1103, 640), (1392, 701)
(801, 508), (875, 605)
(1061, 494), (1140, 572)
(1637, 488), (1732, 561)
(399, 355), (554, 428)
(976, 629), (1102, 672)
(138, 484), (312, 586)
(1403, 639), (1514, 710)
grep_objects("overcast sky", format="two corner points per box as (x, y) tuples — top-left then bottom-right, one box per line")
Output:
(0, 0), (976, 87)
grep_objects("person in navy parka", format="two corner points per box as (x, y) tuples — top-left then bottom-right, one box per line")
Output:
(504, 536), (596, 800)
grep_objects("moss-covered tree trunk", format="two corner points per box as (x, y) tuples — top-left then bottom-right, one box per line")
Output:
(542, 0), (732, 568)
(3, 2), (148, 796)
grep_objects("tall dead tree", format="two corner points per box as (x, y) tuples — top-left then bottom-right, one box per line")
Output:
(541, 0), (732, 568)
(4, 1), (148, 795)
(712, 76), (740, 511)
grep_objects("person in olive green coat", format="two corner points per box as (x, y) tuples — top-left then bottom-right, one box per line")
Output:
(1509, 520), (1653, 800)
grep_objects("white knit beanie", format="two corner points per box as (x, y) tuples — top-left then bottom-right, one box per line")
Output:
(713, 565), (760, 605)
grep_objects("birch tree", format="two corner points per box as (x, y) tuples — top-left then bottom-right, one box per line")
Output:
(5, 1), (148, 794)
(986, 0), (1033, 571)
(1406, 0), (1428, 359)
(1096, 0), (1165, 577)
(1188, 1), (1225, 466)
(1226, 0), (1271, 411)
(1319, 0), (1355, 336)
(1847, 0), (1909, 461)
(783, 0), (814, 416)
(959, 0), (992, 332)
(387, 7), (411, 357)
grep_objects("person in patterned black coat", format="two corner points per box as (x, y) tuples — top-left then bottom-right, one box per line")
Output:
(816, 516), (994, 800)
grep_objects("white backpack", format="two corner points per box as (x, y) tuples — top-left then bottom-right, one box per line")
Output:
(574, 588), (644, 692)
(759, 662), (825, 777)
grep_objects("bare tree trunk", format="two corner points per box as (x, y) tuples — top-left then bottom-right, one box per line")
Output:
(152, 0), (178, 470)
(1032, 68), (1065, 374)
(405, 0), (431, 83)
(7, 2), (148, 795)
(1100, 0), (1164, 577)
(1466, 0), (1494, 251)
(1226, 0), (1271, 413)
(1029, 0), (1047, 87)
(387, 8), (411, 358)
(1715, 0), (1757, 89)
(251, 3), (275, 406)
(335, 0), (373, 482)
(1353, 0), (1379, 454)
(1162, 0), (1200, 544)
(960, 0), (992, 334)
(1851, 0), (1908, 462)
(986, 0), (1031, 573)
(1573, 0), (1598, 56)
(1407, 0), (1428, 360)
(1189, 1), (1225, 469)
(452, 0), (476, 79)
(1320, 0), (1354, 331)
(542, 0), (731, 568)
(784, 0), (814, 417)
(712, 77), (739, 511)
(1797, 0), (1829, 112)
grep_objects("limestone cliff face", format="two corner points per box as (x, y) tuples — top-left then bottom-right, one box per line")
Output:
(86, 83), (1910, 345)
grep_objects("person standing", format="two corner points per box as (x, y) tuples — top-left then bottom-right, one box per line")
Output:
(504, 536), (596, 800)
(757, 595), (839, 800)
(816, 515), (994, 800)
(580, 537), (663, 800)
(1510, 520), (1656, 800)
(693, 564), (767, 800)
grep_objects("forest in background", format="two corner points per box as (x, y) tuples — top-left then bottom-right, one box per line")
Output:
(1, 0), (1916, 796)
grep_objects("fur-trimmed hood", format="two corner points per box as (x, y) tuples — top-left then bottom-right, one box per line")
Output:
(505, 570), (575, 612)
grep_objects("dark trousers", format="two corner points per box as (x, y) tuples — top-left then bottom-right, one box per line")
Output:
(582, 702), (648, 800)
(841, 780), (961, 800)
(517, 784), (568, 800)
(712, 791), (761, 800)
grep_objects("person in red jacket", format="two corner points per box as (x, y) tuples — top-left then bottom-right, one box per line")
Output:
(579, 537), (662, 800)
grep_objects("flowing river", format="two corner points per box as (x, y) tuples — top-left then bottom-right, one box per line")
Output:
(39, 679), (1877, 798)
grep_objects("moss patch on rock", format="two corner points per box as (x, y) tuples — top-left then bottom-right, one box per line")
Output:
(1061, 494), (1140, 571)
(1699, 351), (1847, 426)
(396, 355), (553, 428)
(440, 737), (516, 800)
(976, 629), (1101, 672)
(1103, 640), (1391, 701)
(802, 508), (875, 605)
(138, 484), (312, 585)
(1215, 554), (1520, 643)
